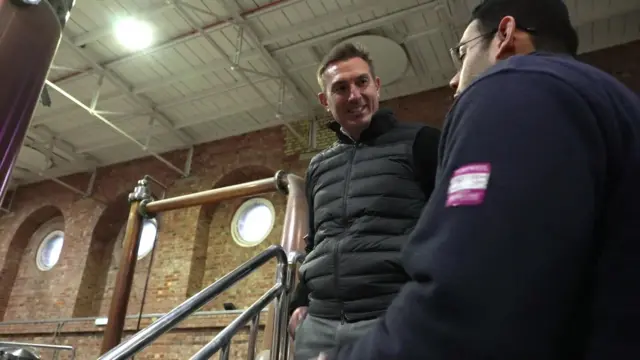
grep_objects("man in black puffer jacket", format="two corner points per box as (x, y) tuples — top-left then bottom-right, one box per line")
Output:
(288, 42), (441, 360)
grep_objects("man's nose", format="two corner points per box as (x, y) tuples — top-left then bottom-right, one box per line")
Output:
(348, 84), (362, 101)
(449, 71), (460, 91)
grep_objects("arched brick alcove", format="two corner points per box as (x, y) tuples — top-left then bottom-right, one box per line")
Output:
(0, 205), (64, 320)
(186, 166), (281, 303)
(73, 193), (129, 317)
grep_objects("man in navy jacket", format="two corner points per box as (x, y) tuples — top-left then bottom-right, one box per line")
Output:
(318, 0), (640, 359)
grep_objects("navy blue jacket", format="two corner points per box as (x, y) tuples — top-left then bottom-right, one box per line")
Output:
(328, 53), (640, 359)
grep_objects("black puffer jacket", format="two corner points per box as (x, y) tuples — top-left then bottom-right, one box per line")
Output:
(291, 109), (439, 322)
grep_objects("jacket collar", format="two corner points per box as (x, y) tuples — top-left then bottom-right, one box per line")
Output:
(327, 108), (397, 144)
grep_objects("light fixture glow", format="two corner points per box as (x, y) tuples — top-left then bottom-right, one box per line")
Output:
(114, 18), (153, 50)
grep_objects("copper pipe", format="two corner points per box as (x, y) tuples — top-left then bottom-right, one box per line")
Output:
(261, 172), (308, 353)
(145, 177), (276, 214)
(0, 0), (68, 203)
(100, 201), (143, 354)
(279, 173), (308, 253)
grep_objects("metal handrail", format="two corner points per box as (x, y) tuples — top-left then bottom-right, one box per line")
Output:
(0, 341), (76, 359)
(98, 245), (289, 360)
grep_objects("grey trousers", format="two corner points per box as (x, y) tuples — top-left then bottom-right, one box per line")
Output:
(293, 315), (379, 360)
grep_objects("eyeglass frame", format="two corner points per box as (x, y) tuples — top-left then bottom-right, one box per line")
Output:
(449, 26), (537, 69)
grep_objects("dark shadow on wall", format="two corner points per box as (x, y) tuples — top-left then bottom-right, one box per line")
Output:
(0, 205), (63, 320)
(186, 166), (277, 298)
(72, 193), (129, 317)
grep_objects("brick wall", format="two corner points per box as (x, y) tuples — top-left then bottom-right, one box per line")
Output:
(0, 40), (638, 359)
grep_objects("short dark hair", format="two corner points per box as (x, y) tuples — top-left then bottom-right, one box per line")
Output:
(471, 0), (579, 56)
(316, 42), (376, 90)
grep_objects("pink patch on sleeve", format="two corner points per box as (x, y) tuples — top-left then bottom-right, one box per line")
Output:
(446, 163), (491, 207)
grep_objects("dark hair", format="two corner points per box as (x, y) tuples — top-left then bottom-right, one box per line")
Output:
(316, 42), (376, 90)
(471, 0), (579, 56)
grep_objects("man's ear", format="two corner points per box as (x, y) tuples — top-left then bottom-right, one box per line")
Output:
(495, 16), (517, 59)
(375, 76), (381, 96)
(318, 91), (328, 108)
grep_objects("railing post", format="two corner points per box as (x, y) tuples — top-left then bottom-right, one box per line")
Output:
(219, 343), (230, 360)
(247, 312), (261, 360)
(100, 178), (152, 353)
(261, 172), (309, 357)
(269, 261), (288, 360)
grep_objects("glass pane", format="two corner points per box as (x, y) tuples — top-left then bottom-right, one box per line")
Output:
(237, 203), (273, 244)
(41, 234), (64, 268)
(138, 220), (157, 258)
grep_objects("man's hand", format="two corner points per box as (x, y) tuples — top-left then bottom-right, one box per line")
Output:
(288, 306), (308, 339)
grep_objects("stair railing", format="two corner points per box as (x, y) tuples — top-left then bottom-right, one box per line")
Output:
(98, 170), (308, 359)
(0, 341), (76, 359)
(98, 246), (304, 360)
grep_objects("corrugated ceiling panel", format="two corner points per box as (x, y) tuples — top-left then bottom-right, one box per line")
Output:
(236, 0), (263, 12)
(575, 0), (597, 22)
(177, 0), (219, 27)
(275, 48), (316, 69)
(86, 142), (149, 166)
(143, 85), (188, 104)
(295, 66), (320, 95)
(50, 43), (92, 76)
(156, 8), (200, 36)
(148, 48), (194, 78)
(109, 58), (165, 85)
(610, 10), (640, 46)
(180, 36), (226, 63)
(96, 96), (142, 116)
(173, 76), (215, 97)
(187, 121), (229, 143)
(66, 13), (90, 34)
(40, 109), (96, 134)
(68, 2), (116, 32)
(69, 115), (158, 152)
(172, 42), (209, 67)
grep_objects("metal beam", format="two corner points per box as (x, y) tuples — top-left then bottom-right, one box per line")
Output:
(27, 125), (100, 165)
(221, 1), (314, 105)
(36, 76), (277, 140)
(76, 97), (300, 153)
(15, 162), (101, 201)
(59, 36), (194, 146)
(32, 64), (265, 126)
(171, 1), (307, 145)
(45, 80), (188, 177)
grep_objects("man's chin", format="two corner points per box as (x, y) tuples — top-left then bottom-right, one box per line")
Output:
(349, 112), (372, 125)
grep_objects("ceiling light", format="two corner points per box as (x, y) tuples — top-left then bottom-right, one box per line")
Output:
(114, 18), (153, 51)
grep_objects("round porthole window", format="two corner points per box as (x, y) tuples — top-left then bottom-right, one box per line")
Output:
(137, 218), (158, 259)
(36, 230), (64, 271)
(231, 198), (275, 247)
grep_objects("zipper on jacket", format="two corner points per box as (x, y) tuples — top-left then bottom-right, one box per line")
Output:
(336, 143), (358, 324)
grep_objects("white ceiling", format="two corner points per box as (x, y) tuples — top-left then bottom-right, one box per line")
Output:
(11, 0), (640, 189)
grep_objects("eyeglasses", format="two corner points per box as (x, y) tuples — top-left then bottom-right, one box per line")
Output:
(449, 26), (537, 69)
(449, 31), (496, 69)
